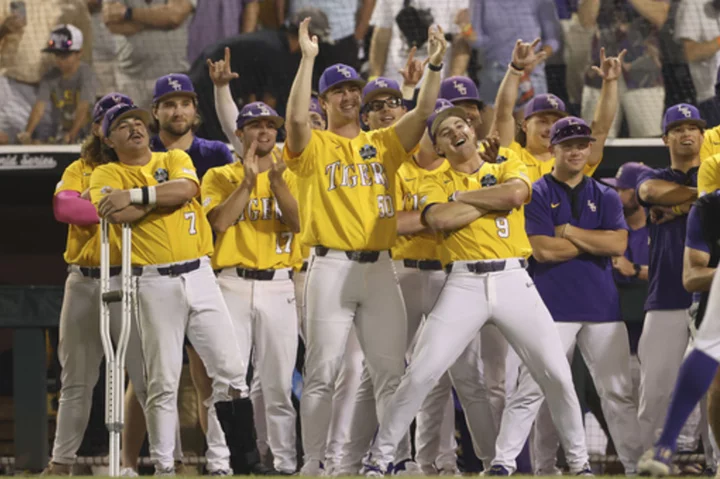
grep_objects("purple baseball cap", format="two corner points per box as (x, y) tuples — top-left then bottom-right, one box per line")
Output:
(93, 93), (133, 124)
(601, 162), (652, 190)
(318, 64), (366, 96)
(102, 104), (152, 138)
(362, 77), (402, 106)
(662, 103), (706, 134)
(427, 99), (468, 144)
(524, 94), (568, 120)
(309, 96), (325, 119)
(235, 101), (284, 130)
(440, 76), (483, 109)
(549, 116), (596, 146)
(153, 73), (197, 104)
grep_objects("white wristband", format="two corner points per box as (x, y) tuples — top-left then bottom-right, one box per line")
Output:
(148, 185), (157, 206)
(129, 188), (143, 205)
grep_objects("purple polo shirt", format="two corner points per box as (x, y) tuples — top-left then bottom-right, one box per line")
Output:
(525, 174), (629, 322)
(636, 167), (698, 311)
(614, 225), (649, 284)
(150, 136), (234, 179)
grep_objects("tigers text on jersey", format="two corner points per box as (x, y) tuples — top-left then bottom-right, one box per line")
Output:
(283, 127), (409, 251)
(201, 163), (302, 270)
(392, 158), (449, 261)
(509, 141), (600, 183)
(699, 153), (720, 196)
(55, 158), (109, 266)
(419, 155), (533, 266)
(89, 150), (213, 266)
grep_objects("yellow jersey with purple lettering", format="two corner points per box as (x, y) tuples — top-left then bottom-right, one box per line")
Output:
(54, 158), (105, 266)
(283, 127), (408, 251)
(90, 150), (213, 266)
(701, 126), (720, 161)
(419, 155), (533, 266)
(698, 153), (720, 195)
(201, 163), (302, 270)
(509, 141), (600, 183)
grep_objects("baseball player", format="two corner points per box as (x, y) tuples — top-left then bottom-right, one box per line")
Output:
(361, 101), (591, 476)
(491, 39), (621, 180)
(43, 93), (146, 477)
(497, 116), (641, 475)
(201, 101), (300, 475)
(635, 104), (704, 451)
(637, 189), (720, 476)
(89, 103), (255, 475)
(283, 18), (447, 475)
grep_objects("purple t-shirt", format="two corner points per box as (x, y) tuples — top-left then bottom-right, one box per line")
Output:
(150, 136), (234, 179)
(525, 174), (629, 322)
(614, 224), (649, 284)
(637, 166), (698, 311)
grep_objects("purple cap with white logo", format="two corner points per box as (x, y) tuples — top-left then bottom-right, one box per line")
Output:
(601, 162), (652, 190)
(235, 101), (284, 130)
(549, 116), (596, 146)
(440, 76), (483, 109)
(523, 93), (568, 120)
(309, 96), (325, 119)
(152, 73), (197, 104)
(318, 63), (366, 96)
(427, 99), (467, 144)
(362, 77), (402, 106)
(102, 104), (152, 138)
(662, 103), (706, 134)
(93, 93), (133, 123)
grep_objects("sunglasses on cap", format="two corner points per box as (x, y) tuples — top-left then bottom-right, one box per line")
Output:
(365, 97), (403, 113)
(552, 124), (593, 144)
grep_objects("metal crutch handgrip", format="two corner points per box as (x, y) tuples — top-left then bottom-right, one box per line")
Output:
(99, 220), (133, 477)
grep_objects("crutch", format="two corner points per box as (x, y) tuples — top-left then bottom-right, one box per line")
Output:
(100, 220), (133, 476)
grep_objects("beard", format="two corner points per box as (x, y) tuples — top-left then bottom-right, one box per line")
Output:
(161, 119), (192, 137)
(623, 204), (639, 216)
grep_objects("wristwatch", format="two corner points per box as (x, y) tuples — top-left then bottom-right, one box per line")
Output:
(632, 263), (641, 278)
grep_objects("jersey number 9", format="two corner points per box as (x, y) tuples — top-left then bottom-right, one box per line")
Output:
(495, 217), (509, 238)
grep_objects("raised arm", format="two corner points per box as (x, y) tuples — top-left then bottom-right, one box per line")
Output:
(490, 39), (547, 146)
(587, 48), (625, 166)
(208, 47), (244, 155)
(285, 18), (318, 155)
(638, 179), (697, 206)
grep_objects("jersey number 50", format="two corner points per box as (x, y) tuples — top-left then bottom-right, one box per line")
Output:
(377, 195), (395, 218)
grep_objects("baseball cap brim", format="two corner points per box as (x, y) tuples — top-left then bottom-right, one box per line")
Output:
(153, 90), (197, 104)
(449, 97), (485, 110)
(525, 108), (568, 121)
(363, 88), (403, 106)
(106, 109), (153, 136)
(552, 134), (596, 146)
(320, 79), (366, 97)
(42, 46), (79, 53)
(599, 177), (618, 188)
(664, 118), (707, 134)
(430, 106), (469, 142)
(237, 115), (285, 130)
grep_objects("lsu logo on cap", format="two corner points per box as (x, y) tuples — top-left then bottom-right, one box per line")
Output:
(677, 105), (693, 118)
(453, 80), (467, 95)
(168, 77), (183, 91)
(257, 104), (272, 116)
(336, 65), (352, 78)
(548, 95), (559, 109)
(375, 79), (388, 88)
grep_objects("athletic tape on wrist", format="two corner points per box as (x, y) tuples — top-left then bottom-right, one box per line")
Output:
(148, 186), (157, 206)
(129, 188), (143, 205)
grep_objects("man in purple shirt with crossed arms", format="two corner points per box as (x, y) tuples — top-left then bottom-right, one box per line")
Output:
(492, 116), (641, 475)
(635, 104), (704, 452)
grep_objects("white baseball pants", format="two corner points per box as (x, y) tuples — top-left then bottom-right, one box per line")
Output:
(300, 249), (407, 471)
(371, 260), (588, 472)
(637, 309), (692, 450)
(528, 322), (642, 474)
(134, 258), (249, 470)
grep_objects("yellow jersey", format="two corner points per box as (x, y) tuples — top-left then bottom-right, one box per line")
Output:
(201, 163), (303, 270)
(283, 127), (408, 251)
(90, 150), (213, 266)
(392, 158), (449, 261)
(509, 141), (600, 183)
(55, 158), (104, 266)
(701, 126), (720, 161)
(419, 155), (533, 266)
(698, 153), (720, 195)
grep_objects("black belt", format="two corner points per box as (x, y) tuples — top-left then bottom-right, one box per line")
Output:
(315, 246), (382, 263)
(300, 261), (308, 273)
(236, 267), (292, 281)
(445, 258), (527, 274)
(403, 259), (443, 271)
(78, 266), (121, 278)
(134, 259), (202, 277)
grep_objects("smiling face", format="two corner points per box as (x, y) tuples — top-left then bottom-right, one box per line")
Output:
(320, 84), (362, 124)
(237, 118), (278, 157)
(362, 93), (406, 130)
(524, 112), (565, 152)
(105, 116), (150, 155)
(153, 94), (197, 137)
(551, 138), (592, 176)
(663, 123), (703, 158)
(434, 115), (477, 162)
